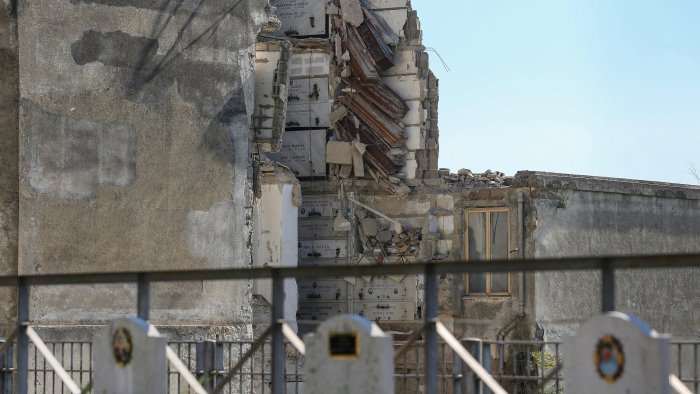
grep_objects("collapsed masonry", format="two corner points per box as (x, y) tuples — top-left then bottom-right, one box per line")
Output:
(254, 0), (439, 186)
(252, 0), (441, 327)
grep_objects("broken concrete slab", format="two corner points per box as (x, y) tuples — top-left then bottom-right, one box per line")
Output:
(377, 230), (393, 243)
(333, 212), (352, 232)
(330, 105), (348, 125)
(361, 217), (379, 236)
(326, 141), (353, 164)
(352, 143), (365, 177)
(340, 0), (364, 26)
(338, 164), (353, 178)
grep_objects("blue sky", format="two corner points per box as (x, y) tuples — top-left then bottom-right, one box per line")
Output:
(411, 0), (700, 185)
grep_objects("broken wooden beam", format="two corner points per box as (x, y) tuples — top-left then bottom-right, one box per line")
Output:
(353, 21), (395, 71)
(356, 81), (409, 120)
(338, 94), (405, 147)
(344, 25), (381, 82)
(360, 1), (400, 46)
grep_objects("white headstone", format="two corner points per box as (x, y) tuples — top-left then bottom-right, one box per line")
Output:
(563, 312), (671, 394)
(93, 317), (168, 394)
(304, 315), (394, 394)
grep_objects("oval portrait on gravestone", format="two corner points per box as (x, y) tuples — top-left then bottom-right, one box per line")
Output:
(594, 335), (624, 383)
(112, 327), (133, 367)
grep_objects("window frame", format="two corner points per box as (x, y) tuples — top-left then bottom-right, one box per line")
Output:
(464, 207), (511, 296)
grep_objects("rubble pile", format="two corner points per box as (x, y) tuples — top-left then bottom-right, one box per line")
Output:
(355, 208), (421, 260)
(440, 168), (514, 191)
(256, 0), (439, 191)
(328, 1), (407, 183)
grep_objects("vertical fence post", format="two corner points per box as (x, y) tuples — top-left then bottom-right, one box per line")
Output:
(137, 274), (150, 321)
(271, 270), (284, 394)
(455, 339), (486, 394)
(601, 259), (615, 312)
(425, 264), (438, 394)
(0, 341), (13, 394)
(17, 278), (29, 394)
(196, 340), (218, 391)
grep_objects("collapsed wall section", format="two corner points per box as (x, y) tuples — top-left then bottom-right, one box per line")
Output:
(255, 0), (439, 186)
(252, 0), (442, 330)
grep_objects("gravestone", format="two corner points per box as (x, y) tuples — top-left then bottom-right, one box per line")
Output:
(563, 312), (671, 394)
(93, 317), (168, 394)
(304, 315), (394, 394)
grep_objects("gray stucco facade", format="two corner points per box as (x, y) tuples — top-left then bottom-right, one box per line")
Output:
(519, 171), (700, 340)
(1, 0), (278, 336)
(424, 170), (700, 343)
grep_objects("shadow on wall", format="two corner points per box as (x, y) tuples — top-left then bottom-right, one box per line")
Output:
(67, 1), (254, 166)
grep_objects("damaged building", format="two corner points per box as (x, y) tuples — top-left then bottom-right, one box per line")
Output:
(253, 0), (700, 348)
(0, 0), (442, 342)
(251, 0), (439, 329)
(1, 0), (699, 380)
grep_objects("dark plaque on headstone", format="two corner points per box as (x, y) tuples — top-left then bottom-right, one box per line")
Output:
(329, 333), (358, 358)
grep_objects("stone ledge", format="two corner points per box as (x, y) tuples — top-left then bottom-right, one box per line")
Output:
(514, 171), (700, 200)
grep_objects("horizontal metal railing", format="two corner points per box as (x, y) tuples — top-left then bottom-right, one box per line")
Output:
(2, 336), (698, 393)
(0, 253), (697, 393)
(1, 254), (699, 287)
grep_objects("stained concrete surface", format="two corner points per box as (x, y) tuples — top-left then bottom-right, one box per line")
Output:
(531, 180), (700, 339)
(14, 0), (273, 329)
(0, 0), (20, 335)
(22, 101), (138, 199)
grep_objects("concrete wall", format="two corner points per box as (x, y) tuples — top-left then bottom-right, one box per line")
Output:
(14, 0), (275, 328)
(0, 0), (20, 335)
(252, 164), (300, 332)
(522, 172), (700, 339)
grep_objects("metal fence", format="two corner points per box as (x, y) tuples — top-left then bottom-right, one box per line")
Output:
(2, 336), (696, 393)
(0, 254), (699, 393)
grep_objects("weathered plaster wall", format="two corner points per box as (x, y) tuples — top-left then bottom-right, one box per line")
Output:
(252, 165), (300, 332)
(525, 173), (700, 339)
(16, 0), (274, 327)
(0, 0), (20, 334)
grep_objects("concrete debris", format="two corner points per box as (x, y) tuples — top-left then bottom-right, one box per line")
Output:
(361, 217), (379, 236)
(340, 0), (364, 27)
(326, 141), (353, 164)
(457, 168), (473, 178)
(330, 105), (348, 125)
(351, 142), (366, 177)
(391, 182), (410, 198)
(377, 230), (392, 243)
(352, 140), (366, 155)
(255, 0), (440, 195)
(333, 212), (352, 232)
(331, 1), (416, 193)
(440, 168), (511, 191)
(260, 164), (276, 172)
(338, 164), (353, 178)
(326, 3), (340, 15)
(360, 226), (422, 257)
(334, 35), (343, 63)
